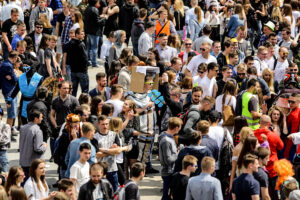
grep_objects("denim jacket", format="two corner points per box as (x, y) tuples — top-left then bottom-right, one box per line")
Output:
(188, 16), (204, 41)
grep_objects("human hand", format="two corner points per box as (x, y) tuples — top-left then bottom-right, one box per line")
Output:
(71, 128), (77, 139)
(261, 134), (268, 142)
(8, 45), (12, 52)
(287, 134), (294, 141)
(162, 73), (168, 83)
(5, 75), (12, 80)
(262, 104), (268, 114)
(127, 110), (134, 120)
(147, 101), (154, 108)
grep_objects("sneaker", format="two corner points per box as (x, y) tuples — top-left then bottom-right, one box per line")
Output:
(146, 167), (159, 174)
(11, 136), (17, 142)
(12, 127), (19, 136)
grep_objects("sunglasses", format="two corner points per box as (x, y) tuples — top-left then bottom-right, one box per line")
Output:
(200, 48), (206, 51)
(198, 71), (205, 74)
(290, 69), (298, 72)
(238, 73), (246, 76)
(288, 100), (296, 104)
(185, 43), (192, 46)
(144, 82), (154, 85)
(35, 26), (43, 29)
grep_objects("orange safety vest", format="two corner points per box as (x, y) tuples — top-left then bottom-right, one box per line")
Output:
(155, 20), (170, 44)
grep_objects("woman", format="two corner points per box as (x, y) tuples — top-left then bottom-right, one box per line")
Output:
(271, 6), (283, 23)
(53, 114), (81, 178)
(173, 0), (185, 39)
(39, 14), (52, 35)
(5, 166), (25, 193)
(233, 116), (249, 145)
(90, 96), (104, 118)
(226, 4), (245, 38)
(14, 56), (22, 77)
(0, 186), (6, 200)
(230, 127), (253, 190)
(102, 103), (114, 117)
(269, 106), (288, 138)
(261, 68), (278, 109)
(219, 2), (234, 42)
(148, 47), (165, 76)
(103, 0), (119, 37)
(24, 159), (55, 200)
(180, 76), (193, 105)
(78, 93), (91, 105)
(282, 4), (296, 37)
(167, 34), (181, 53)
(236, 135), (258, 170)
(250, 0), (266, 35)
(108, 30), (127, 68)
(70, 11), (84, 31)
(189, 6), (205, 41)
(37, 34), (50, 70)
(205, 1), (220, 41)
(108, 60), (122, 86)
(9, 186), (28, 200)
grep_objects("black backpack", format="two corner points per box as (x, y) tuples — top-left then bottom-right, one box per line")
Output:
(235, 90), (246, 116)
(219, 128), (233, 177)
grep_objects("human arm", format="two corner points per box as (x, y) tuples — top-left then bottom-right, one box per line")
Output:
(288, 132), (300, 145)
(0, 124), (11, 146)
(169, 21), (177, 35)
(33, 129), (47, 154)
(62, 52), (67, 75)
(183, 111), (200, 135)
(213, 180), (223, 200)
(44, 52), (53, 77)
(185, 181), (192, 200)
(232, 194), (236, 200)
(261, 187), (271, 200)
(185, 68), (192, 77)
(107, 5), (119, 16)
(50, 109), (58, 128)
(1, 32), (11, 52)
(251, 195), (260, 200)
(160, 141), (177, 165)
(292, 32), (300, 47)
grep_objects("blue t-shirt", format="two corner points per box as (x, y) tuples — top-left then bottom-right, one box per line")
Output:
(11, 34), (23, 50)
(232, 173), (260, 200)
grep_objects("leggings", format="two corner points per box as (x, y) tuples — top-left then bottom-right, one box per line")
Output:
(117, 163), (126, 185)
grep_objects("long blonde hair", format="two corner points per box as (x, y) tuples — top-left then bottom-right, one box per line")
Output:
(282, 4), (293, 24)
(194, 6), (202, 23)
(262, 68), (275, 93)
(109, 117), (123, 134)
(271, 7), (283, 22)
(39, 13), (52, 28)
(235, 4), (244, 20)
(73, 11), (84, 30)
(174, 0), (184, 16)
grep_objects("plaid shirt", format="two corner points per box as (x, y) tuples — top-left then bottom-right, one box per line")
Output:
(61, 16), (73, 45)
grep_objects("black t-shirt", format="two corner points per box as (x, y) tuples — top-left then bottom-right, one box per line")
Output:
(217, 79), (226, 97)
(253, 167), (269, 198)
(56, 12), (66, 36)
(63, 42), (70, 65)
(124, 180), (139, 200)
(169, 172), (189, 200)
(2, 19), (22, 44)
(232, 173), (260, 200)
(248, 96), (258, 113)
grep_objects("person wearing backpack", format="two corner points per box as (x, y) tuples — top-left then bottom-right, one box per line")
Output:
(0, 106), (11, 173)
(124, 162), (145, 200)
(188, 6), (205, 41)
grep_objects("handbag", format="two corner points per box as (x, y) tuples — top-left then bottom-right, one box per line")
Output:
(222, 95), (235, 126)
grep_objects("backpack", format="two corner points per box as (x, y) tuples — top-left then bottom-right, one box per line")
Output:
(222, 95), (235, 126)
(219, 128), (233, 177)
(113, 181), (138, 200)
(177, 107), (201, 135)
(235, 90), (246, 116)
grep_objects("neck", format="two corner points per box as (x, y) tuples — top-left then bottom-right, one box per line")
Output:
(207, 73), (214, 79)
(210, 122), (218, 126)
(222, 77), (227, 82)
(180, 169), (191, 177)
(97, 85), (104, 91)
(35, 31), (42, 35)
(160, 44), (166, 49)
(79, 158), (87, 164)
(243, 168), (253, 174)
(202, 54), (209, 59)
(111, 95), (119, 100)
(100, 130), (108, 135)
(247, 88), (254, 94)
(278, 57), (285, 62)
(236, 35), (243, 41)
(131, 177), (140, 183)
(64, 10), (70, 15)
(201, 170), (211, 174)
(60, 94), (68, 99)
(258, 161), (264, 168)
(166, 129), (176, 136)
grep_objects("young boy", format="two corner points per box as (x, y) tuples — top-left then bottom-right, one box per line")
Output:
(125, 162), (145, 200)
(58, 178), (76, 200)
(0, 106), (11, 173)
(69, 143), (91, 194)
(62, 29), (75, 81)
(11, 21), (26, 50)
(44, 35), (60, 77)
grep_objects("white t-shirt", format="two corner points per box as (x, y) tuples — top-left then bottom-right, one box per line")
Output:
(187, 54), (217, 76)
(254, 57), (268, 75)
(105, 99), (124, 117)
(192, 75), (202, 87)
(199, 75), (216, 98)
(24, 178), (49, 200)
(70, 23), (80, 31)
(70, 161), (90, 193)
(273, 59), (289, 83)
(266, 56), (275, 70)
(215, 94), (236, 113)
(93, 183), (104, 200)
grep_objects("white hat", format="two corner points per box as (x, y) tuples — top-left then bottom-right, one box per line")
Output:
(264, 21), (275, 31)
(209, 1), (218, 7)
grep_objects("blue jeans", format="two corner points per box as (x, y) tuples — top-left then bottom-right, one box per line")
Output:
(66, 65), (71, 81)
(86, 34), (99, 67)
(107, 171), (118, 192)
(133, 43), (139, 56)
(0, 150), (8, 172)
(71, 72), (89, 97)
(2, 45), (9, 60)
(162, 175), (172, 200)
(4, 94), (17, 119)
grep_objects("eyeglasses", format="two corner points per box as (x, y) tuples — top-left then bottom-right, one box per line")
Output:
(144, 82), (154, 85)
(185, 43), (192, 46)
(281, 52), (289, 55)
(35, 26), (43, 29)
(200, 48), (206, 51)
(198, 71), (205, 74)
(238, 73), (246, 76)
(288, 100), (296, 104)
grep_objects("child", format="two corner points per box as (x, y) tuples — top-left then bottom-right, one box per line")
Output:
(44, 35), (60, 77)
(62, 29), (75, 81)
(58, 178), (76, 200)
(0, 106), (11, 173)
(124, 162), (145, 200)
(11, 22), (26, 50)
(69, 143), (91, 194)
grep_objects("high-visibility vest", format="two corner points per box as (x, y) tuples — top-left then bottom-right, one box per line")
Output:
(155, 20), (170, 44)
(242, 92), (260, 130)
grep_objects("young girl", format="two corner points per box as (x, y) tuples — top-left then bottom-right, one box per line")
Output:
(70, 11), (84, 31)
(14, 56), (22, 77)
(39, 13), (52, 35)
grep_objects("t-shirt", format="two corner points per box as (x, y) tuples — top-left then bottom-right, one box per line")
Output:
(248, 96), (258, 113)
(187, 54), (217, 76)
(93, 183), (104, 200)
(104, 99), (124, 117)
(232, 173), (260, 200)
(273, 60), (289, 83)
(169, 172), (189, 200)
(2, 19), (22, 44)
(253, 167), (268, 198)
(216, 79), (225, 97)
(56, 12), (66, 36)
(70, 160), (90, 193)
(192, 75), (202, 87)
(125, 180), (140, 200)
(199, 75), (216, 99)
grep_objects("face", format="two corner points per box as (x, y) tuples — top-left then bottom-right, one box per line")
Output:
(95, 1), (100, 8)
(49, 39), (57, 49)
(237, 70), (246, 79)
(11, 12), (19, 22)
(263, 26), (272, 36)
(209, 66), (219, 77)
(261, 156), (270, 167)
(200, 44), (210, 57)
(212, 43), (221, 54)
(159, 36), (168, 46)
(122, 100), (131, 112)
(90, 169), (103, 185)
(271, 110), (281, 122)
(69, 32), (75, 39)
(263, 72), (271, 82)
(254, 82), (260, 94)
(36, 162), (46, 177)
(246, 60), (254, 68)
(148, 51), (155, 59)
(98, 77), (107, 88)
(259, 50), (268, 60)
(38, 0), (46, 8)
(36, 113), (43, 124)
(289, 96), (300, 109)
(98, 119), (109, 133)
(184, 40), (193, 51)
(231, 42), (238, 51)
(70, 122), (80, 130)
(279, 48), (289, 60)
(159, 11), (168, 20)
(17, 170), (25, 184)
(281, 31), (290, 40)
(268, 47), (275, 56)
(17, 25), (26, 35)
(121, 34), (126, 43)
(98, 101), (104, 111)
(192, 91), (202, 104)
(172, 59), (182, 71)
(238, 29), (246, 38)
(62, 4), (69, 12)
(60, 83), (70, 96)
(230, 55), (239, 65)
(16, 46), (25, 55)
(82, 110), (90, 121)
(202, 102), (213, 111)
(35, 25), (43, 34)
(288, 66), (298, 74)
(251, 159), (259, 172)
(198, 68), (206, 78)
(189, 162), (198, 173)
(144, 79), (154, 91)
(64, 186), (75, 199)
(79, 149), (92, 161)
(269, 36), (277, 46)
(70, 8), (75, 17)
(223, 69), (233, 79)
(170, 89), (179, 102)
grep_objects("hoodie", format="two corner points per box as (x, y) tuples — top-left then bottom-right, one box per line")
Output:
(67, 39), (88, 73)
(254, 127), (284, 178)
(131, 18), (145, 46)
(119, 3), (139, 34)
(159, 132), (178, 176)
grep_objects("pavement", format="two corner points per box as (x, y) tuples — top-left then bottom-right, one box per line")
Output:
(3, 64), (162, 200)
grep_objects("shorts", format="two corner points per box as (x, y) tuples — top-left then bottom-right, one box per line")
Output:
(56, 37), (63, 54)
(4, 95), (17, 119)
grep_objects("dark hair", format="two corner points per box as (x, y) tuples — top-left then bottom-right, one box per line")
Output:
(282, 27), (291, 34)
(88, 0), (99, 6)
(247, 66), (257, 75)
(189, 131), (202, 145)
(101, 103), (114, 116)
(171, 57), (181, 66)
(111, 84), (123, 96)
(98, 162), (108, 176)
(237, 136), (258, 169)
(255, 147), (270, 159)
(29, 159), (47, 192)
(208, 111), (221, 123)
(28, 109), (41, 122)
(233, 116), (248, 139)
(158, 33), (168, 38)
(145, 21), (155, 29)
(91, 96), (103, 116)
(268, 32), (277, 38)
(202, 25), (212, 35)
(192, 86), (203, 94)
(58, 179), (74, 191)
(223, 40), (231, 50)
(36, 86), (48, 100)
(131, 162), (145, 178)
(127, 55), (140, 66)
(9, 186), (27, 200)
(11, 8), (19, 14)
(181, 76), (193, 89)
(5, 166), (24, 193)
(242, 153), (258, 169)
(229, 51), (238, 58)
(244, 56), (254, 64)
(108, 31), (114, 38)
(207, 62), (218, 72)
(108, 60), (122, 76)
(38, 34), (50, 51)
(8, 51), (18, 59)
(148, 47), (161, 61)
(78, 93), (90, 105)
(96, 72), (106, 81)
(247, 78), (258, 89)
(139, 8), (147, 18)
(98, 115), (108, 122)
(35, 20), (43, 27)
(79, 143), (91, 151)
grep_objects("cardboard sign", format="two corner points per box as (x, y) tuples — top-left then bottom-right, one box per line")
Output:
(130, 66), (160, 93)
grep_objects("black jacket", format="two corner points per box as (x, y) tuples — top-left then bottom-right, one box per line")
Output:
(131, 18), (144, 46)
(119, 3), (139, 34)
(78, 179), (113, 200)
(84, 6), (106, 35)
(216, 52), (227, 80)
(67, 39), (88, 73)
(28, 32), (43, 53)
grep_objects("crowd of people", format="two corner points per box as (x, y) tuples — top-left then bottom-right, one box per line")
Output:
(0, 0), (299, 199)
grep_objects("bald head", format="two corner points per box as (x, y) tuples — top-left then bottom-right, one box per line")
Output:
(260, 115), (271, 127)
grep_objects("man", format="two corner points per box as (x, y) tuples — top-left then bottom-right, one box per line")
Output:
(0, 51), (19, 131)
(258, 21), (275, 48)
(232, 154), (260, 200)
(0, 106), (11, 173)
(271, 47), (289, 83)
(235, 63), (247, 90)
(230, 38), (245, 63)
(28, 20), (44, 53)
(268, 33), (279, 57)
(236, 26), (248, 56)
(11, 21), (26, 50)
(244, 55), (255, 69)
(174, 131), (213, 175)
(279, 27), (293, 61)
(138, 21), (156, 57)
(192, 63), (207, 87)
(19, 110), (46, 177)
(94, 115), (122, 191)
(254, 46), (269, 75)
(166, 57), (184, 83)
(67, 28), (89, 96)
(156, 33), (177, 66)
(186, 157), (222, 200)
(50, 0), (63, 34)
(118, 0), (139, 44)
(58, 179), (76, 200)
(154, 9), (176, 44)
(198, 120), (219, 162)
(216, 66), (233, 96)
(0, 0), (23, 24)
(84, 0), (107, 67)
(89, 72), (111, 100)
(178, 38), (199, 65)
(228, 52), (239, 77)
(278, 63), (300, 90)
(211, 41), (221, 58)
(253, 147), (271, 200)
(65, 122), (96, 178)
(185, 0), (198, 34)
(192, 25), (213, 53)
(169, 155), (198, 200)
(183, 85), (202, 110)
(158, 117), (182, 200)
(254, 115), (284, 199)
(199, 62), (218, 98)
(78, 163), (113, 200)
(125, 163), (145, 200)
(105, 84), (124, 117)
(118, 55), (139, 92)
(29, 0), (53, 32)
(217, 40), (232, 74)
(61, 5), (76, 46)
(186, 42), (217, 77)
(100, 31), (114, 62)
(2, 9), (22, 60)
(131, 8), (147, 56)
